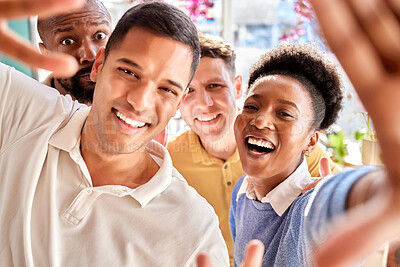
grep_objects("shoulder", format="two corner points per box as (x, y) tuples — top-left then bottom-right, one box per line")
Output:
(233, 175), (246, 193)
(231, 175), (246, 204)
(166, 129), (192, 152)
(169, 169), (221, 223)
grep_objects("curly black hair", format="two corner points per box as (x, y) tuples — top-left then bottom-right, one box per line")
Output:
(247, 43), (343, 130)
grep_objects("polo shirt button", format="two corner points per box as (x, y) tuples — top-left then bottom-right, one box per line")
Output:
(85, 189), (93, 195)
(227, 181), (232, 186)
(224, 165), (228, 169)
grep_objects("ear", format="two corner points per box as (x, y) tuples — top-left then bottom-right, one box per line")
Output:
(38, 43), (47, 54)
(234, 75), (243, 100)
(90, 47), (106, 82)
(173, 90), (188, 116)
(304, 131), (319, 154)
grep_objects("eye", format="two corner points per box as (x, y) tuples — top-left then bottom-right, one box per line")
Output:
(187, 88), (194, 93)
(243, 104), (258, 110)
(95, 32), (107, 41)
(277, 111), (294, 118)
(118, 67), (138, 78)
(209, 83), (222, 89)
(61, 38), (75, 46)
(161, 87), (177, 96)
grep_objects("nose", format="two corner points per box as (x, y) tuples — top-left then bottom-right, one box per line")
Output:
(251, 113), (275, 130)
(77, 38), (98, 65)
(195, 89), (213, 107)
(126, 83), (155, 112)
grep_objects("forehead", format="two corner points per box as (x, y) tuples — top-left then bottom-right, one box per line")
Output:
(107, 27), (193, 86)
(249, 75), (312, 104)
(46, 5), (110, 34)
(192, 57), (232, 81)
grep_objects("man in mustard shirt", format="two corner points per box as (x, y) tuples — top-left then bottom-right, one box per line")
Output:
(167, 33), (340, 266)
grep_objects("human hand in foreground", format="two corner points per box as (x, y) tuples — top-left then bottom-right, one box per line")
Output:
(310, 0), (400, 266)
(0, 0), (84, 76)
(301, 157), (332, 194)
(196, 240), (264, 267)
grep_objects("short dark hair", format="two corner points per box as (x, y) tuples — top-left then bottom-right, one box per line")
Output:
(105, 2), (200, 82)
(198, 33), (236, 78)
(248, 43), (343, 130)
(37, 0), (111, 42)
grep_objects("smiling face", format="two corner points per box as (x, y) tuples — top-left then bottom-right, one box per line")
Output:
(180, 57), (242, 142)
(38, 2), (112, 103)
(234, 75), (318, 186)
(88, 27), (192, 154)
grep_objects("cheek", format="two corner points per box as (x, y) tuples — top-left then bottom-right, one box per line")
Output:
(179, 99), (194, 116)
(234, 115), (245, 138)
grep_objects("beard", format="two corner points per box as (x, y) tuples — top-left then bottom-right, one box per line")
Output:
(57, 66), (95, 104)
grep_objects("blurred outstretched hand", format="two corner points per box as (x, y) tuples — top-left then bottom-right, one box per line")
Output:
(310, 0), (400, 266)
(0, 0), (85, 76)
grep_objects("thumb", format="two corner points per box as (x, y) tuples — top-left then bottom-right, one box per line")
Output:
(241, 240), (265, 267)
(196, 253), (212, 267)
(319, 157), (332, 178)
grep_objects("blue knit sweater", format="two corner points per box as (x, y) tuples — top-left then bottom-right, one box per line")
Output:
(229, 167), (375, 267)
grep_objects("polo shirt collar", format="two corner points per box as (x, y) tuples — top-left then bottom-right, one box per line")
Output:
(49, 106), (90, 152)
(237, 157), (311, 216)
(187, 129), (240, 165)
(129, 140), (173, 207)
(49, 107), (173, 208)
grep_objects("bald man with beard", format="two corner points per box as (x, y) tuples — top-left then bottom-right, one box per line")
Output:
(37, 0), (112, 105)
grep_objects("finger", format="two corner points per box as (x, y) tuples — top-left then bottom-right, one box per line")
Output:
(0, 27), (78, 76)
(241, 240), (264, 267)
(319, 157), (332, 178)
(348, 0), (400, 69)
(196, 253), (212, 267)
(0, 0), (85, 19)
(310, 0), (384, 96)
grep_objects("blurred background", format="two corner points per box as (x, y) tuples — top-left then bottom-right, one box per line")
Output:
(1, 0), (380, 168)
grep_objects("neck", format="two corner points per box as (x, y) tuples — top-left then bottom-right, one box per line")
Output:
(248, 156), (304, 201)
(199, 129), (237, 161)
(80, 114), (159, 188)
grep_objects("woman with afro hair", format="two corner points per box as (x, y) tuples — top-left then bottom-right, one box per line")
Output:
(229, 43), (352, 266)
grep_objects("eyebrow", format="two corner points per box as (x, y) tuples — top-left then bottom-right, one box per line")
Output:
(53, 20), (110, 35)
(117, 58), (184, 92)
(278, 99), (300, 112)
(248, 94), (300, 112)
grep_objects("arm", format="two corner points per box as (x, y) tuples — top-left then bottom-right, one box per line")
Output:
(0, 0), (84, 76)
(309, 0), (400, 266)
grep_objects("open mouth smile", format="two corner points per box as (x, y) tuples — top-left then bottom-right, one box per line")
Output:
(246, 136), (275, 154)
(115, 109), (148, 128)
(196, 114), (220, 122)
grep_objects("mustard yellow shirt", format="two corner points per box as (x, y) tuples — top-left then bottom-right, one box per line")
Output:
(167, 129), (340, 266)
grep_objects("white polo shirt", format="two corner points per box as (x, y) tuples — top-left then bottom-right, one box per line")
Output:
(0, 63), (228, 267)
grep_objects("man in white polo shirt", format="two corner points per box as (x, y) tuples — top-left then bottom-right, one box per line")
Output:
(0, 1), (228, 266)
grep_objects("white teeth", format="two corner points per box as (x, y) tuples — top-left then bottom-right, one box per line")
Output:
(248, 137), (275, 149)
(197, 115), (218, 122)
(116, 111), (146, 128)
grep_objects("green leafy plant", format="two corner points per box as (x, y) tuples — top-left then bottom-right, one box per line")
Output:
(354, 112), (376, 141)
(327, 130), (347, 166)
